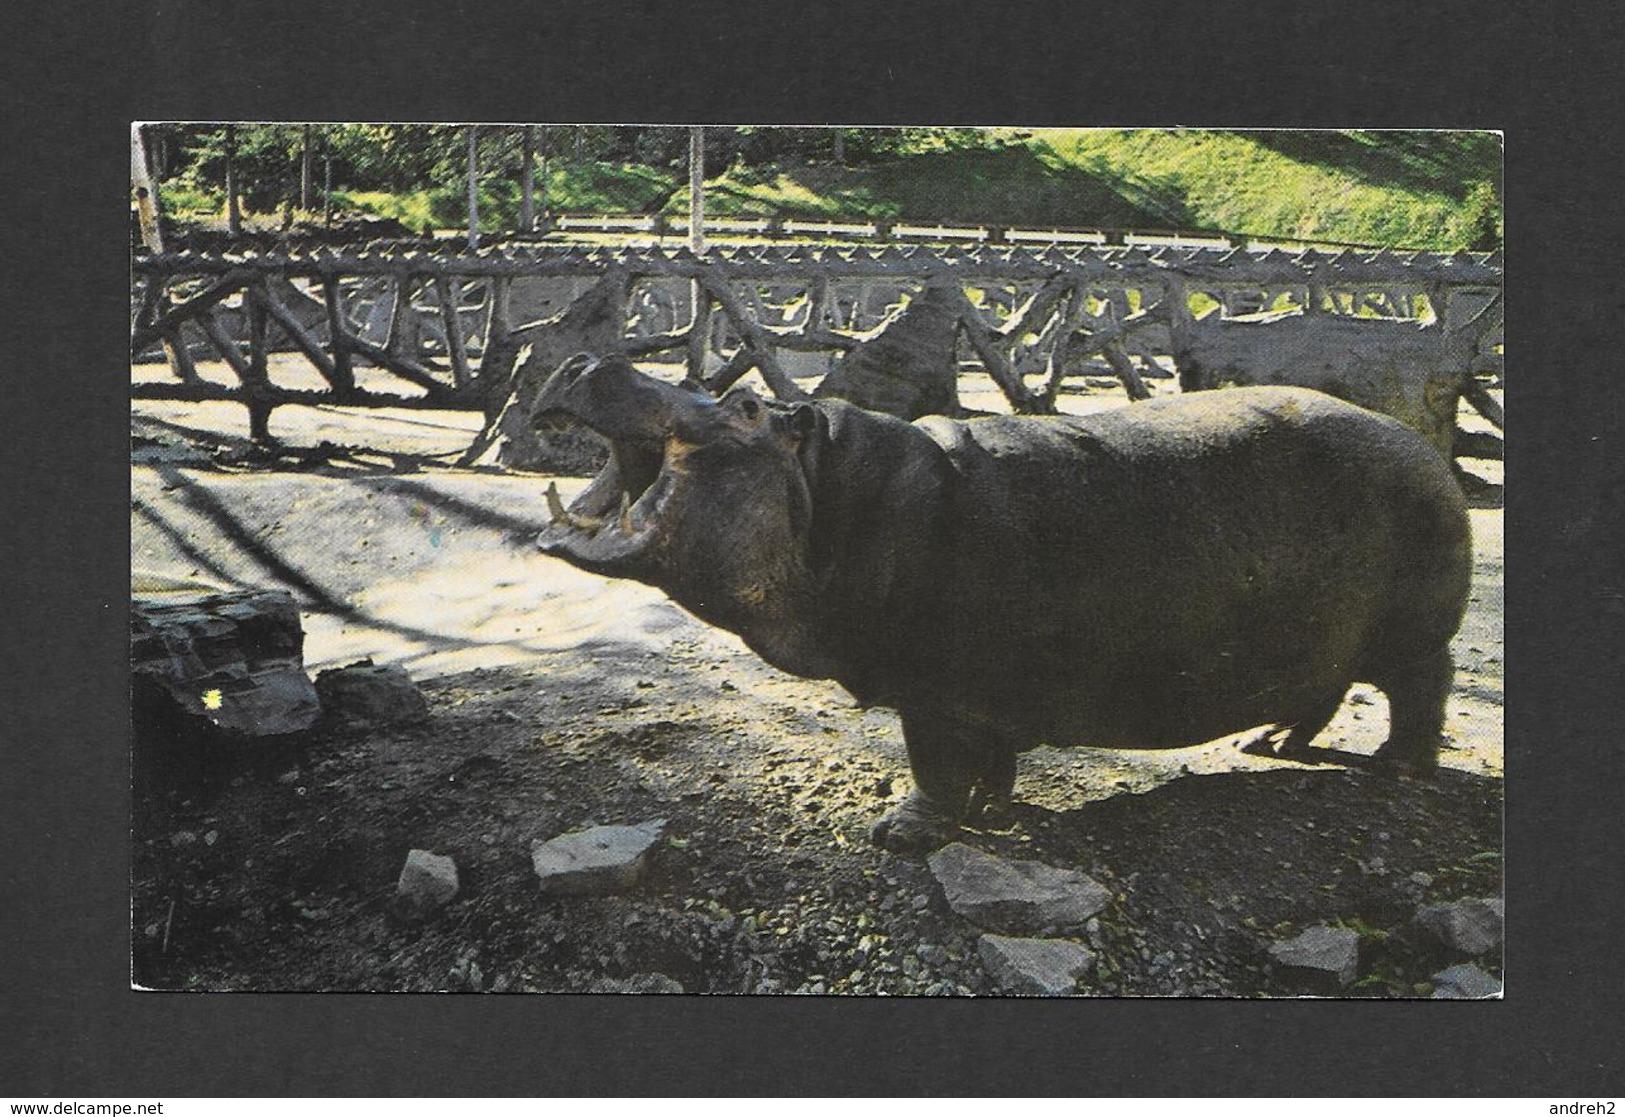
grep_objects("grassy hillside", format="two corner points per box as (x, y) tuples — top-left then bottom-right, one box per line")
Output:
(688, 130), (1501, 250)
(164, 129), (1502, 251)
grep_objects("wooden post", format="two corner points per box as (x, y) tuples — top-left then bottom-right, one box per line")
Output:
(300, 124), (314, 211)
(129, 124), (164, 253)
(388, 273), (417, 358)
(434, 276), (473, 391)
(244, 283), (273, 442)
(225, 123), (241, 234)
(687, 284), (712, 381)
(688, 126), (706, 254)
(320, 278), (352, 395)
(322, 141), (333, 226)
(520, 124), (537, 233)
(466, 125), (480, 250)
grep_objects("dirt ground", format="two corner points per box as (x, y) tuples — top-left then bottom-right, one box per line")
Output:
(130, 358), (1504, 996)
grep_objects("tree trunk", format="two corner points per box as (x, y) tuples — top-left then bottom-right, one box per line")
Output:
(466, 125), (480, 250)
(689, 126), (706, 254)
(130, 124), (164, 253)
(519, 124), (537, 233)
(832, 129), (845, 165)
(323, 144), (333, 226)
(300, 124), (314, 211)
(225, 123), (241, 234)
(574, 126), (585, 164)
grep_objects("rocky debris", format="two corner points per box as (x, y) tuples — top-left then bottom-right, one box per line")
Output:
(131, 590), (320, 737)
(587, 972), (686, 994)
(926, 843), (1111, 934)
(977, 934), (1096, 996)
(1414, 897), (1504, 955)
(395, 849), (459, 920)
(1267, 925), (1360, 989)
(315, 660), (430, 727)
(531, 820), (667, 896)
(1430, 962), (1503, 999)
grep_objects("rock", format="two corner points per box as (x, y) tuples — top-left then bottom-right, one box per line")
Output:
(1414, 897), (1504, 955)
(1268, 925), (1359, 989)
(315, 660), (430, 726)
(977, 935), (1096, 995)
(531, 820), (667, 896)
(1430, 962), (1503, 999)
(927, 843), (1111, 934)
(395, 849), (459, 919)
(131, 589), (321, 738)
(587, 972), (685, 994)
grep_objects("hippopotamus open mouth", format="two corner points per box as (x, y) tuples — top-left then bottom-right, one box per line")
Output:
(531, 353), (721, 575)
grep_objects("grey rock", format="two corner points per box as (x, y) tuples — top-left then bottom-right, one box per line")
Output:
(977, 934), (1096, 995)
(588, 972), (686, 994)
(532, 820), (667, 896)
(927, 843), (1111, 934)
(131, 590), (320, 738)
(315, 660), (430, 726)
(1268, 925), (1360, 988)
(1431, 962), (1503, 1000)
(395, 849), (459, 919)
(1414, 897), (1504, 955)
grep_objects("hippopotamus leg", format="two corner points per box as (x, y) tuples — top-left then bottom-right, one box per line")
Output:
(1370, 648), (1453, 772)
(871, 710), (1014, 853)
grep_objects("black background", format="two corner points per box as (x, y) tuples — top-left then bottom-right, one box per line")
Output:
(3, 0), (1621, 1097)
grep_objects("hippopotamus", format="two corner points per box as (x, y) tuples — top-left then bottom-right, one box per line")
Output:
(533, 353), (1472, 852)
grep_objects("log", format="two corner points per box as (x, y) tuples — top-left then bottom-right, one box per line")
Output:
(1460, 378), (1505, 431)
(1454, 428), (1504, 461)
(131, 381), (470, 410)
(130, 270), (252, 355)
(244, 287), (273, 442)
(700, 275), (808, 401)
(257, 278), (341, 387)
(195, 309), (251, 380)
(160, 326), (200, 385)
(341, 331), (456, 400)
(954, 289), (1046, 413)
(323, 277), (356, 394)
(686, 282), (712, 381)
(1100, 340), (1152, 401)
(434, 276), (473, 390)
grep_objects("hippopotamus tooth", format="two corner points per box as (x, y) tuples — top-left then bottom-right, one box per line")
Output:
(531, 353), (1472, 854)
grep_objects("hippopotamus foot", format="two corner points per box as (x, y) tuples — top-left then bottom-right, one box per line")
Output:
(870, 792), (961, 853)
(1369, 648), (1451, 774)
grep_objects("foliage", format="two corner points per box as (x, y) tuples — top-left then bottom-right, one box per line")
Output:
(145, 123), (1502, 250)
